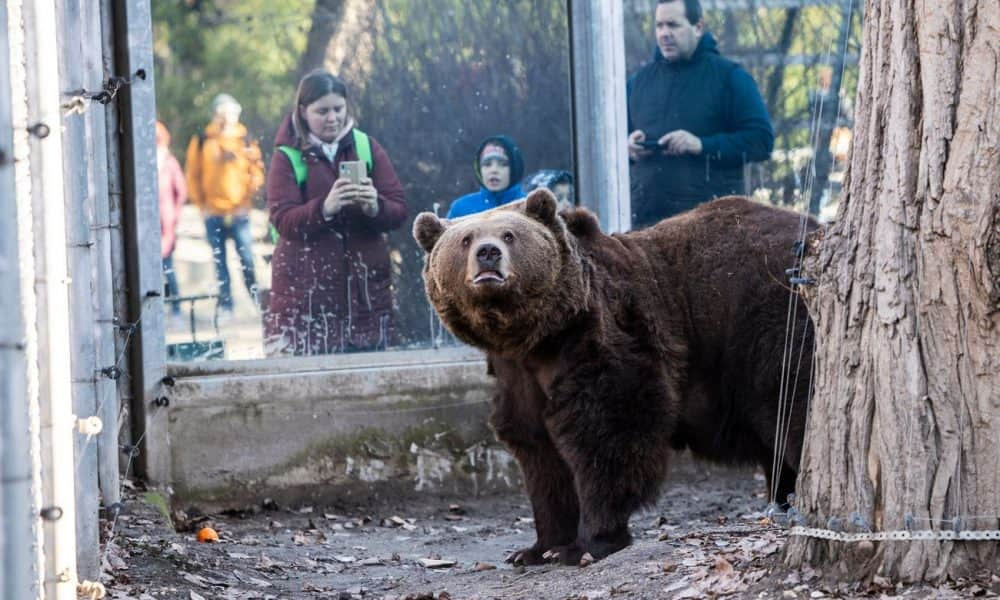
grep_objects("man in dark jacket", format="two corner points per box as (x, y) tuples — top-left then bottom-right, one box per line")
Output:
(627, 0), (774, 228)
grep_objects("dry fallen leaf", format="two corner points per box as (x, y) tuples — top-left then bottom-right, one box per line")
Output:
(713, 556), (734, 575)
(418, 558), (456, 569)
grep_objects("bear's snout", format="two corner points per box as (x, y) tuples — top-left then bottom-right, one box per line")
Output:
(472, 242), (506, 285)
(476, 243), (502, 269)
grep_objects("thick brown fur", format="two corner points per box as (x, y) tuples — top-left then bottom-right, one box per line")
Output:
(414, 189), (815, 566)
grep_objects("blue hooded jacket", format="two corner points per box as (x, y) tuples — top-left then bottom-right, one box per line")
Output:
(447, 135), (525, 219)
(627, 32), (774, 224)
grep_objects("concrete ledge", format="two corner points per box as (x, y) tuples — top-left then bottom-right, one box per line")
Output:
(164, 348), (520, 512)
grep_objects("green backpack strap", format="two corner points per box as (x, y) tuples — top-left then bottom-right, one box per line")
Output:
(352, 129), (373, 174)
(277, 145), (308, 187)
(272, 145), (309, 245)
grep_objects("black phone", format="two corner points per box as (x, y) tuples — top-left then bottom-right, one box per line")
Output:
(638, 140), (662, 150)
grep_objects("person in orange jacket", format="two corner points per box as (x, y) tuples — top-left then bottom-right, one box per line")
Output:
(185, 93), (265, 314)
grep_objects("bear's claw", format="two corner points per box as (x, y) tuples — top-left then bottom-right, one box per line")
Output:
(545, 542), (587, 566)
(505, 545), (548, 566)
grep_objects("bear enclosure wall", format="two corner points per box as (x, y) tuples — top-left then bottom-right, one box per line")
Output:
(789, 0), (1000, 582)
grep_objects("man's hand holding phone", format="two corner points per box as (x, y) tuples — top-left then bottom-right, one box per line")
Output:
(628, 130), (664, 160)
(659, 130), (702, 155)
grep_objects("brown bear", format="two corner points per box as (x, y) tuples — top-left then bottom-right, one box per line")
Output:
(413, 190), (814, 566)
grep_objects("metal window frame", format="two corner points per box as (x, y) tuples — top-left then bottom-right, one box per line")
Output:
(115, 0), (631, 487)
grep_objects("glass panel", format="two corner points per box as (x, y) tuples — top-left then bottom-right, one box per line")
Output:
(623, 0), (861, 226)
(151, 1), (573, 361)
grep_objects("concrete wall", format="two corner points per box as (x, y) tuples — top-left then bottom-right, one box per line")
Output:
(165, 347), (521, 512)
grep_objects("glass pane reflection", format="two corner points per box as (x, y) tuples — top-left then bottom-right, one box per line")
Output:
(624, 0), (860, 223)
(153, 1), (573, 361)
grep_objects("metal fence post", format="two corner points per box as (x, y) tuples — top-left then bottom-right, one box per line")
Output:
(23, 0), (81, 595)
(568, 0), (631, 233)
(1, 1), (42, 596)
(111, 0), (170, 485)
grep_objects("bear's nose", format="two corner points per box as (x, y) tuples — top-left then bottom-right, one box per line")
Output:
(475, 243), (502, 268)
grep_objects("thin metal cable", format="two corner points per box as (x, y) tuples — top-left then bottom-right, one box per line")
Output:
(775, 309), (813, 497)
(99, 403), (162, 569)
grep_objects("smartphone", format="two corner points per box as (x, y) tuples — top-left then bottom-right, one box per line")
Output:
(339, 160), (367, 185)
(638, 140), (662, 150)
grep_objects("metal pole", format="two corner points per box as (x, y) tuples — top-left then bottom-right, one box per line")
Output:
(111, 0), (170, 484)
(1, 2), (41, 597)
(23, 0), (80, 595)
(56, 0), (119, 578)
(101, 0), (134, 480)
(568, 0), (631, 233)
(89, 0), (122, 517)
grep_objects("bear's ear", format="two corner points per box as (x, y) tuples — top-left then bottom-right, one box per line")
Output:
(413, 212), (448, 253)
(561, 206), (602, 238)
(525, 188), (558, 227)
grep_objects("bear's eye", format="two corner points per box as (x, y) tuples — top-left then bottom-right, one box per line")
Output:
(461, 235), (472, 248)
(502, 231), (514, 244)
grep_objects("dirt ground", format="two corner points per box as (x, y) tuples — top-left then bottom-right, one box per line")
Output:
(101, 455), (997, 600)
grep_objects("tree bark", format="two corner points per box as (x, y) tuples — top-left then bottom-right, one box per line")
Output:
(787, 0), (1000, 582)
(297, 0), (380, 95)
(298, 0), (347, 79)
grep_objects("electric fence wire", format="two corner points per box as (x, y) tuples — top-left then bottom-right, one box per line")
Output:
(768, 35), (836, 506)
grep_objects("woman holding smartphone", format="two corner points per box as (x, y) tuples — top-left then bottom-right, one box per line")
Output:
(265, 69), (407, 356)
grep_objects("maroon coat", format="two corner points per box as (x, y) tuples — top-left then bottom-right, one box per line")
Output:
(265, 115), (407, 355)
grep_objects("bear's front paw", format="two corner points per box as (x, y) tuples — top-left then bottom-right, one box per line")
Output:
(542, 542), (587, 566)
(505, 545), (549, 566)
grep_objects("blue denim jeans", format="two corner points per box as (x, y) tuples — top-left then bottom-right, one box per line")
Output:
(204, 214), (257, 310)
(162, 253), (181, 315)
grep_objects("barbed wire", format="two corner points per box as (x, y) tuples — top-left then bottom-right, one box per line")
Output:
(62, 69), (147, 116)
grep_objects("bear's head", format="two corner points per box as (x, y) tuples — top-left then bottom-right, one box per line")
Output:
(413, 189), (592, 356)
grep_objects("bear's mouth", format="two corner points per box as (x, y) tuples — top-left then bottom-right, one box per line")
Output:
(473, 270), (506, 285)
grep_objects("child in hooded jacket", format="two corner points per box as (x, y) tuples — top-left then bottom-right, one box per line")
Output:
(446, 135), (524, 219)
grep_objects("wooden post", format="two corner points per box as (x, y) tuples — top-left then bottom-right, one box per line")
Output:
(568, 0), (631, 233)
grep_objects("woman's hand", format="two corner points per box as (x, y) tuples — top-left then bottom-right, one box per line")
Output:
(322, 178), (359, 219)
(355, 178), (379, 217)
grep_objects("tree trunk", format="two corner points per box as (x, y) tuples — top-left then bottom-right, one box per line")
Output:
(787, 0), (1000, 582)
(298, 0), (347, 79)
(297, 0), (380, 95)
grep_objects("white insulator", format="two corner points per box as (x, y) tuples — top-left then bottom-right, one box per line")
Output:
(75, 415), (103, 436)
